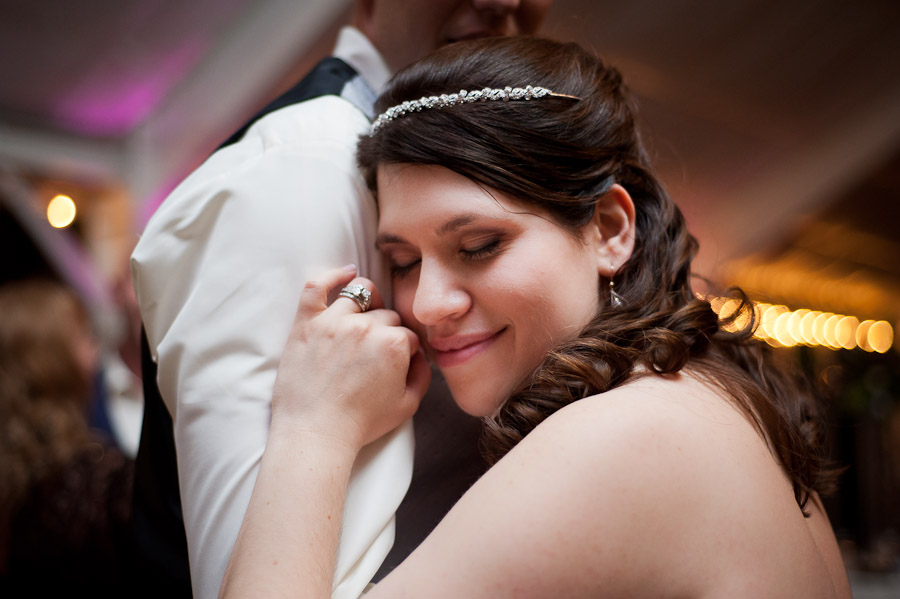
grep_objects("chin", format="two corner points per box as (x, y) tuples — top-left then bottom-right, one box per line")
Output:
(446, 379), (507, 418)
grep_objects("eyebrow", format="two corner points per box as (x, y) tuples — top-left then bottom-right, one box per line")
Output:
(376, 212), (489, 249)
(437, 213), (480, 235)
(375, 232), (404, 249)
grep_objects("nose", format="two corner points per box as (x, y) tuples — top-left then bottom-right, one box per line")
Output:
(411, 260), (471, 326)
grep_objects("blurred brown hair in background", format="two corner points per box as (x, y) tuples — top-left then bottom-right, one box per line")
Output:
(0, 279), (136, 595)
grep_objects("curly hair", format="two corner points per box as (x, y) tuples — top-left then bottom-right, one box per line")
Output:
(0, 280), (95, 527)
(358, 36), (836, 513)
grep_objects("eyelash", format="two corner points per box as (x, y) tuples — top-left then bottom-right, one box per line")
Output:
(461, 238), (502, 260)
(390, 237), (504, 278)
(390, 260), (419, 278)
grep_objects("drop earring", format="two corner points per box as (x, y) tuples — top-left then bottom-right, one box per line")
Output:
(609, 272), (624, 308)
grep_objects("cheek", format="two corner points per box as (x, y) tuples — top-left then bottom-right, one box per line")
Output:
(512, 253), (599, 342)
(392, 279), (423, 332)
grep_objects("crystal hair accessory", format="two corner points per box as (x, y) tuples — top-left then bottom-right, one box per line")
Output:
(371, 85), (580, 132)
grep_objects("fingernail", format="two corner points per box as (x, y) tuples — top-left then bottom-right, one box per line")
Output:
(343, 264), (358, 273)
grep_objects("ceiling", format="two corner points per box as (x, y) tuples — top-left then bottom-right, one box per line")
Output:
(1, 0), (899, 330)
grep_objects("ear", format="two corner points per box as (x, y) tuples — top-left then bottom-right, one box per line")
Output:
(583, 184), (636, 277)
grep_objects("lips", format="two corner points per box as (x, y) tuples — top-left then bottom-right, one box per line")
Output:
(428, 328), (506, 368)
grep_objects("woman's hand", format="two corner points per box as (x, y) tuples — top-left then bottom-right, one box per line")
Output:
(222, 265), (427, 599)
(271, 264), (431, 451)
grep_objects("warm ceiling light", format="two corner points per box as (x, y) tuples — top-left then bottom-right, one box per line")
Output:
(788, 309), (810, 345)
(774, 312), (796, 347)
(868, 321), (894, 354)
(757, 304), (779, 339)
(47, 194), (76, 228)
(800, 311), (820, 345)
(751, 303), (767, 339)
(835, 316), (859, 350)
(717, 298), (752, 334)
(718, 298), (740, 332)
(813, 312), (833, 347)
(823, 314), (843, 349)
(705, 295), (893, 352)
(856, 320), (875, 352)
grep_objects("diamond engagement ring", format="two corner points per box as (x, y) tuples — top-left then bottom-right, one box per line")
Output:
(337, 284), (372, 312)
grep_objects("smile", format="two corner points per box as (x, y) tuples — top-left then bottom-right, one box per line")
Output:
(429, 328), (506, 368)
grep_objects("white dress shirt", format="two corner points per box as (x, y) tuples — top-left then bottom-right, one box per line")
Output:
(132, 27), (409, 599)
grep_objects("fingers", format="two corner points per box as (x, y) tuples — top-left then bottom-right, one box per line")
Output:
(332, 278), (386, 314)
(298, 264), (358, 315)
(336, 283), (372, 312)
(297, 265), (387, 316)
(276, 273), (432, 450)
(377, 310), (404, 328)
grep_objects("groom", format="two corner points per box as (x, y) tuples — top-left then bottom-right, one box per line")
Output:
(131, 1), (553, 597)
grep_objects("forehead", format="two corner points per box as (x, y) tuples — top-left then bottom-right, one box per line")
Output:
(375, 163), (586, 249)
(376, 164), (509, 222)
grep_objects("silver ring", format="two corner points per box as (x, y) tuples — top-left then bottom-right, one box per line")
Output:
(337, 284), (372, 312)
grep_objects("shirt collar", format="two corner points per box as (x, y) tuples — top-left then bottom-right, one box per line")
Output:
(333, 26), (392, 95)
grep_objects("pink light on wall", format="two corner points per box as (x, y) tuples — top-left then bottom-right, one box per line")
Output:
(51, 38), (207, 137)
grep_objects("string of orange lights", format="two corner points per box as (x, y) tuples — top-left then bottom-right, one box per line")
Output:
(709, 296), (895, 353)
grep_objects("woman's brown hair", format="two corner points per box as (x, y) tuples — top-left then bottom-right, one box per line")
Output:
(358, 36), (836, 513)
(0, 280), (95, 526)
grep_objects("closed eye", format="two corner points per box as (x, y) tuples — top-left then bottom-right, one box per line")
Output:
(461, 238), (502, 261)
(390, 257), (420, 278)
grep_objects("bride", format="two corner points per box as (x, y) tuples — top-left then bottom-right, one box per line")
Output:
(219, 36), (850, 598)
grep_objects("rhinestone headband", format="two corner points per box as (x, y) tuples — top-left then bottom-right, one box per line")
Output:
(371, 85), (580, 132)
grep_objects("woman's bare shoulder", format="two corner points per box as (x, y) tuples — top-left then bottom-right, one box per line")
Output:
(530, 371), (757, 466)
(524, 373), (786, 531)
(374, 372), (843, 598)
(374, 374), (763, 598)
(510, 371), (743, 512)
(504, 372), (839, 596)
(486, 373), (799, 591)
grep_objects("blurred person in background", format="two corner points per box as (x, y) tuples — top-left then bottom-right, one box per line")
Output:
(99, 256), (145, 458)
(0, 279), (136, 596)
